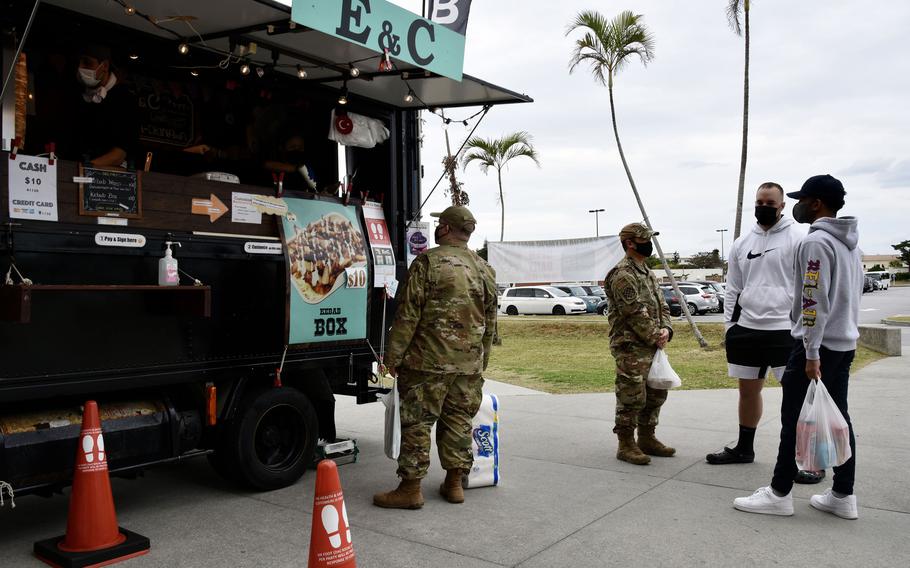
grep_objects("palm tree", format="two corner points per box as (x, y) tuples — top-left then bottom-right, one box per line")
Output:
(728, 0), (751, 240)
(566, 9), (708, 348)
(462, 132), (540, 241)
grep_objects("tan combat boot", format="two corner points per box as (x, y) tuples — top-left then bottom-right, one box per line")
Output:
(616, 428), (651, 465)
(439, 469), (466, 504)
(637, 425), (676, 457)
(373, 478), (424, 509)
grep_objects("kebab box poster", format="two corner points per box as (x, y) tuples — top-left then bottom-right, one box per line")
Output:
(281, 198), (369, 344)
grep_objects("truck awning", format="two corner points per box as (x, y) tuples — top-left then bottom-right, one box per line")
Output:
(42, 0), (532, 110)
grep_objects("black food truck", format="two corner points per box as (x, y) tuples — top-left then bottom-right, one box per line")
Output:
(0, 0), (529, 495)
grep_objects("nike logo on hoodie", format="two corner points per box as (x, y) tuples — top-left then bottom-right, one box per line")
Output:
(746, 248), (778, 260)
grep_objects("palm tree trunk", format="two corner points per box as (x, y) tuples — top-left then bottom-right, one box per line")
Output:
(497, 168), (505, 241)
(733, 5), (750, 240)
(608, 80), (709, 349)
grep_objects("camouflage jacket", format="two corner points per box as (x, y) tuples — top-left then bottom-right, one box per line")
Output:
(384, 243), (498, 374)
(604, 257), (672, 349)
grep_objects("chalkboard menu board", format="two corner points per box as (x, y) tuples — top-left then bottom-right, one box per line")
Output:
(78, 165), (142, 218)
(136, 77), (195, 147)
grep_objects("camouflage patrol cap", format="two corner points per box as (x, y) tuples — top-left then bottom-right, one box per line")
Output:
(618, 222), (658, 240)
(431, 206), (477, 233)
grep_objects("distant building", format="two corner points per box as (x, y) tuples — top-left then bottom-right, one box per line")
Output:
(862, 254), (902, 272)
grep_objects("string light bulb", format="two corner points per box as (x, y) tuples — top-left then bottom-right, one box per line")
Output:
(124, 5), (136, 16)
(404, 89), (415, 104)
(178, 43), (189, 55)
(296, 65), (307, 79)
(190, 69), (199, 77)
(256, 66), (265, 78)
(338, 82), (349, 105)
(240, 63), (251, 76)
(349, 65), (361, 78)
(128, 53), (139, 60)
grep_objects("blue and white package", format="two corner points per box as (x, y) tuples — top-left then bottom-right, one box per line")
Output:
(466, 393), (499, 488)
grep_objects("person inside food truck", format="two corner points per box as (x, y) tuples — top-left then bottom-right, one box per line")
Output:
(262, 133), (320, 193)
(68, 44), (138, 168)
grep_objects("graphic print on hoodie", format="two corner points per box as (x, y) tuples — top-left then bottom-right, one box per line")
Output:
(725, 216), (806, 331)
(791, 217), (864, 360)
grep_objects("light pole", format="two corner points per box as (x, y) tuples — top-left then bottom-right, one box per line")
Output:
(589, 209), (605, 237)
(716, 228), (728, 276)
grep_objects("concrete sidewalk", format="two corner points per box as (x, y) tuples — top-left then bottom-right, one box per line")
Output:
(1, 355), (908, 567)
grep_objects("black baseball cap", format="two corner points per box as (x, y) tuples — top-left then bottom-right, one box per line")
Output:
(786, 174), (845, 201)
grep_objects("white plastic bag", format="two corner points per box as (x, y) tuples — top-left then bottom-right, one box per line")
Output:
(379, 380), (400, 460)
(796, 380), (852, 471)
(329, 109), (390, 148)
(465, 393), (500, 488)
(646, 349), (682, 389)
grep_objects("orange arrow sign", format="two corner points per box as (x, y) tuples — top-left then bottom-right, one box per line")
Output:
(191, 194), (228, 222)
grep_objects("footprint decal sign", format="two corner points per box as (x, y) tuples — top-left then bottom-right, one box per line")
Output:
(77, 427), (109, 474)
(312, 493), (355, 565)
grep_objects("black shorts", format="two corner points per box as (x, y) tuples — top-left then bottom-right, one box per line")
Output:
(725, 324), (793, 380)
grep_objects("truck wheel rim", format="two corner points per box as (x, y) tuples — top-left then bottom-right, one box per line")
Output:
(255, 404), (305, 470)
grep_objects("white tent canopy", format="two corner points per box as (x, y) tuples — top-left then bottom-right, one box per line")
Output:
(488, 237), (624, 284)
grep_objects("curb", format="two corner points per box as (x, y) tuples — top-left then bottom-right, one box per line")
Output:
(881, 318), (910, 327)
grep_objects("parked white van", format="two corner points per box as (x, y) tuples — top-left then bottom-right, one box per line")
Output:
(865, 271), (891, 290)
(499, 286), (588, 316)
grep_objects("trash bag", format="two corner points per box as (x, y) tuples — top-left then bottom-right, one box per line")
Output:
(646, 349), (682, 389)
(379, 379), (400, 460)
(796, 380), (852, 471)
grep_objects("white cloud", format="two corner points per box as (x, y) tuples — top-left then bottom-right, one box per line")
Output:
(404, 0), (910, 256)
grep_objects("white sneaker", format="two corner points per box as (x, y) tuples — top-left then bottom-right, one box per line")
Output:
(733, 486), (794, 516)
(810, 489), (858, 520)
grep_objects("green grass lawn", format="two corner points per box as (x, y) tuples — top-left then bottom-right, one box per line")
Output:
(885, 315), (910, 322)
(487, 317), (887, 394)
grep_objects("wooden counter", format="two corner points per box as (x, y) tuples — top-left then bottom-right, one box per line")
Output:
(1, 158), (281, 238)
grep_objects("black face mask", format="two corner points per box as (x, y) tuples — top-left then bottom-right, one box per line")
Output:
(792, 202), (813, 224)
(755, 205), (780, 227)
(628, 240), (653, 257)
(435, 225), (447, 242)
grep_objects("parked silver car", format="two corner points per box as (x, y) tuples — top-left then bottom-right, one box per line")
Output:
(662, 283), (719, 315)
(552, 285), (601, 313)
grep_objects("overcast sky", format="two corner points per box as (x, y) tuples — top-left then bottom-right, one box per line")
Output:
(390, 0), (910, 257)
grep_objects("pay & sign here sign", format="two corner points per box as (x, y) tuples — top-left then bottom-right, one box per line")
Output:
(292, 0), (465, 81)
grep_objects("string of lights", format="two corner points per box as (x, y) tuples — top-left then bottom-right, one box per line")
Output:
(115, 0), (488, 118)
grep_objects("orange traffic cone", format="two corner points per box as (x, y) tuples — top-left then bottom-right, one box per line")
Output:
(34, 401), (150, 567)
(308, 460), (356, 568)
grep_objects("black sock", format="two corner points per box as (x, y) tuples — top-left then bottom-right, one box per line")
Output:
(734, 425), (756, 455)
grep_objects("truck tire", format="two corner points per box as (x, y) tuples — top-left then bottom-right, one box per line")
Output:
(215, 387), (319, 491)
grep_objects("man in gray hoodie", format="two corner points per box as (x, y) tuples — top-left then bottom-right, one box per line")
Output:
(734, 174), (863, 520)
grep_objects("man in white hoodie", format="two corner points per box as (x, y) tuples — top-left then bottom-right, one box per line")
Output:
(734, 174), (863, 520)
(706, 183), (803, 465)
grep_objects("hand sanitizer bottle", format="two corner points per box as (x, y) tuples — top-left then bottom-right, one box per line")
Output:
(158, 241), (181, 286)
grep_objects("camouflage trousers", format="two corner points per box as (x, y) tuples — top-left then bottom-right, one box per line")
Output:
(611, 344), (668, 432)
(396, 369), (484, 480)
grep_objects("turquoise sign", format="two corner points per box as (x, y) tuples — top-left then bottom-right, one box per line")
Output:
(282, 198), (369, 344)
(292, 0), (465, 81)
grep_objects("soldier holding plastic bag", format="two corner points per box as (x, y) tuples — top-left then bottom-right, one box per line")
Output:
(604, 223), (675, 466)
(374, 206), (497, 510)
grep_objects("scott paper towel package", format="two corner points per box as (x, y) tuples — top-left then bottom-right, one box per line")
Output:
(465, 393), (499, 488)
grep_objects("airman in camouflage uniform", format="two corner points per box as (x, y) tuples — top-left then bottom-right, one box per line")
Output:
(374, 206), (497, 509)
(605, 223), (675, 465)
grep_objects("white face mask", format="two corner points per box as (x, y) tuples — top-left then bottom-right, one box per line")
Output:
(78, 66), (101, 88)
